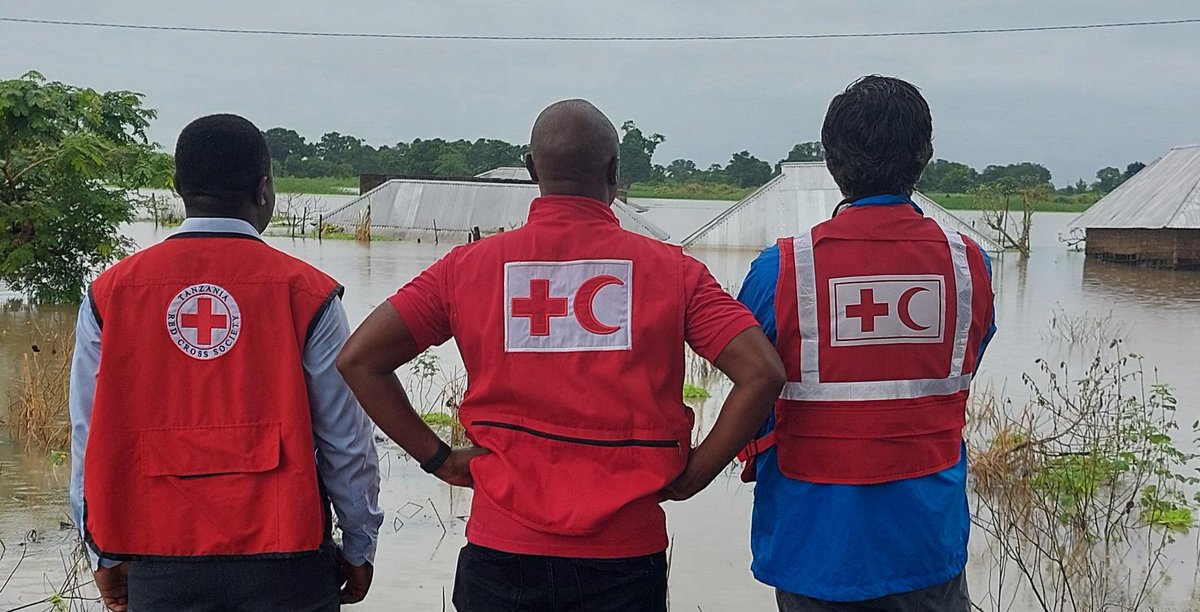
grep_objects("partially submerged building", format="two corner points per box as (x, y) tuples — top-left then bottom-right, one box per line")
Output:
(1069, 144), (1200, 269)
(680, 162), (1002, 252)
(323, 176), (668, 241)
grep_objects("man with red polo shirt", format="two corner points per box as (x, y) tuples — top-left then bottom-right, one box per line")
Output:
(737, 76), (996, 611)
(337, 99), (784, 611)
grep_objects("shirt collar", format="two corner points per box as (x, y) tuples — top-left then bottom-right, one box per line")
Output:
(177, 217), (262, 236)
(527, 195), (619, 226)
(839, 194), (924, 216)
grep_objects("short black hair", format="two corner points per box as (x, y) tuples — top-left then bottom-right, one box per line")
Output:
(821, 76), (933, 199)
(174, 114), (271, 199)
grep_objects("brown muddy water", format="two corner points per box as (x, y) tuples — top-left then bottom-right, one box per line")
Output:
(1, 213), (1199, 611)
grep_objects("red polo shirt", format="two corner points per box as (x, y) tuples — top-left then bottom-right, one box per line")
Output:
(388, 195), (757, 557)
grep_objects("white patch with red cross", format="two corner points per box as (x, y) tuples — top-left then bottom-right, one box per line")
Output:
(829, 274), (945, 346)
(165, 284), (242, 360)
(504, 260), (632, 352)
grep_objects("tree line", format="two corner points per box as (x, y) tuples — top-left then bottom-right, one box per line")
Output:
(266, 123), (1144, 196)
(264, 122), (825, 190)
(917, 159), (1146, 196)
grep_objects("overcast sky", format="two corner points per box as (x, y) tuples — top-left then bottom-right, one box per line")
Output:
(2, 1), (1198, 185)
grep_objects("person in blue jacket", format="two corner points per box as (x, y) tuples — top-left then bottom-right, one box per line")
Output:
(737, 76), (996, 611)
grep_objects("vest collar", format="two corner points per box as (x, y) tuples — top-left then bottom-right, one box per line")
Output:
(835, 194), (924, 217)
(527, 196), (619, 226)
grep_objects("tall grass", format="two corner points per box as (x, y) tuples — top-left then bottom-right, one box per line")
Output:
(354, 205), (372, 243)
(626, 182), (753, 201)
(274, 176), (359, 195)
(8, 323), (73, 451)
(928, 191), (1100, 213)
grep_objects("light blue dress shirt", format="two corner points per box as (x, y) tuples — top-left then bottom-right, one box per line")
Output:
(68, 217), (383, 569)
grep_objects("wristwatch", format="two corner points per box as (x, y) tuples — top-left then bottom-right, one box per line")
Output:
(420, 440), (452, 474)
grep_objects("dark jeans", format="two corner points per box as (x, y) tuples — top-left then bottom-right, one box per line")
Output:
(776, 572), (970, 612)
(452, 543), (668, 612)
(127, 547), (341, 612)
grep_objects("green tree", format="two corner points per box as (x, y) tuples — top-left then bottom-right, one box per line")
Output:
(781, 141), (824, 163)
(263, 128), (310, 164)
(1093, 166), (1122, 193)
(980, 162), (1052, 188)
(1121, 162), (1145, 183)
(619, 121), (664, 185)
(0, 72), (171, 303)
(665, 159), (699, 181)
(919, 159), (979, 193)
(725, 151), (772, 188)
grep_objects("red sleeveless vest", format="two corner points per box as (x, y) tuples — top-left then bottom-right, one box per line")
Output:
(448, 197), (692, 542)
(757, 205), (993, 485)
(85, 231), (342, 558)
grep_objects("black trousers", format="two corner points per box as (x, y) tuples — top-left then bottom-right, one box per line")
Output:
(126, 546), (341, 612)
(775, 572), (970, 612)
(452, 543), (668, 612)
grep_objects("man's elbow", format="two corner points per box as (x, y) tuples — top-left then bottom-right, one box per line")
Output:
(335, 345), (367, 382)
(759, 357), (787, 398)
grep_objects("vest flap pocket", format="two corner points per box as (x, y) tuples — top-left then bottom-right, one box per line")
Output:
(140, 423), (282, 477)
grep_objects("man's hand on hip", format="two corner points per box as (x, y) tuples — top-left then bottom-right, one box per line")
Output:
(434, 446), (491, 488)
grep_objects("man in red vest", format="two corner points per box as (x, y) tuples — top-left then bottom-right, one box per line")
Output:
(69, 114), (383, 611)
(337, 99), (785, 611)
(736, 76), (996, 610)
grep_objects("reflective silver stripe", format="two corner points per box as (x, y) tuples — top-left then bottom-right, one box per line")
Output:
(781, 374), (974, 402)
(793, 231), (820, 380)
(942, 229), (973, 377)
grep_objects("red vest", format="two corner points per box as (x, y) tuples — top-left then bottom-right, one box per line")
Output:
(85, 231), (342, 559)
(449, 196), (692, 546)
(763, 205), (992, 485)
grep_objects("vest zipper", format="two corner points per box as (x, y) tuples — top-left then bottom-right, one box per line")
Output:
(471, 420), (680, 449)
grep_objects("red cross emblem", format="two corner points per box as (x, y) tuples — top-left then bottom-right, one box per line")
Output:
(511, 279), (569, 336)
(845, 288), (889, 333)
(166, 284), (242, 360)
(180, 297), (229, 345)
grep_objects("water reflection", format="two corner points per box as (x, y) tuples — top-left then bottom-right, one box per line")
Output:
(1, 214), (1198, 610)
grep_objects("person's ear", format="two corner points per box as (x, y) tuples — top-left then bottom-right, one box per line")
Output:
(524, 153), (539, 183)
(607, 156), (620, 187)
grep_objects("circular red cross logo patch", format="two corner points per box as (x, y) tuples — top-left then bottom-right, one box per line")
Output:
(165, 284), (241, 360)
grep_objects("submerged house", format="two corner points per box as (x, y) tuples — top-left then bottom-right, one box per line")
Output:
(680, 162), (1002, 252)
(323, 175), (668, 241)
(1069, 144), (1200, 269)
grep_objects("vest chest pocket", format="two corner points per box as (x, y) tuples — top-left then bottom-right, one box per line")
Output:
(139, 423), (282, 477)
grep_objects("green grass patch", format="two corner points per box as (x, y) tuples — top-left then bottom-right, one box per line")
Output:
(421, 412), (457, 429)
(274, 176), (358, 195)
(628, 182), (753, 201)
(683, 382), (711, 402)
(926, 192), (1100, 213)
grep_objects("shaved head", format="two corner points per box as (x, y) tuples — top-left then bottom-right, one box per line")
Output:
(527, 99), (620, 202)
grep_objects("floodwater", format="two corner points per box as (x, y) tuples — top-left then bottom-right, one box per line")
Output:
(1, 213), (1199, 611)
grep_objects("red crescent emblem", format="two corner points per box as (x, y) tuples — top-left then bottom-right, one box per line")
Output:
(574, 275), (624, 335)
(898, 287), (931, 331)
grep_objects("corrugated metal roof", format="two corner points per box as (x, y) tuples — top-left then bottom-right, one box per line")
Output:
(322, 178), (668, 240)
(474, 167), (532, 181)
(1070, 144), (1200, 230)
(624, 198), (736, 245)
(681, 162), (1003, 252)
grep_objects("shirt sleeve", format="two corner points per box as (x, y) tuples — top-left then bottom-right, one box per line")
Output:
(682, 254), (761, 362)
(68, 292), (119, 570)
(735, 246), (781, 345)
(304, 298), (384, 566)
(387, 251), (456, 351)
